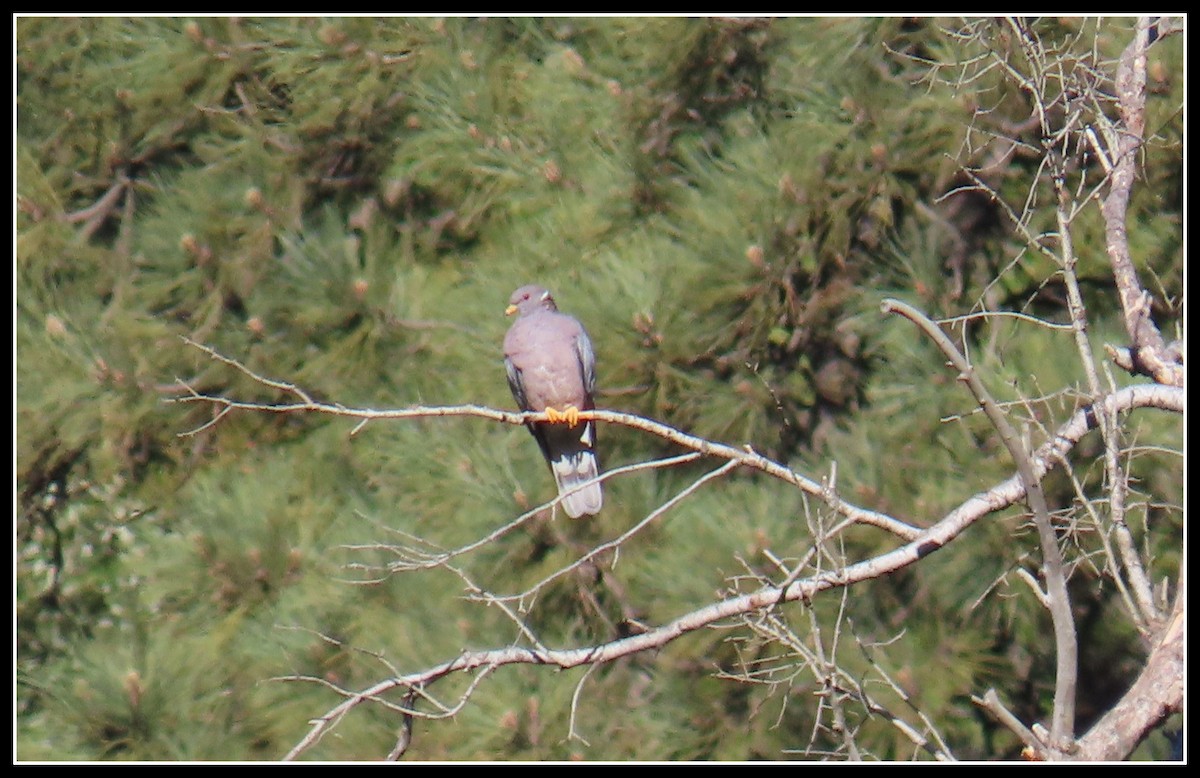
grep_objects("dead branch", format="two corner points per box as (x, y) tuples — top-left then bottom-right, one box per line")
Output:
(1068, 577), (1184, 761)
(882, 297), (1079, 747)
(173, 337), (923, 541)
(1100, 17), (1185, 388)
(259, 377), (1180, 759)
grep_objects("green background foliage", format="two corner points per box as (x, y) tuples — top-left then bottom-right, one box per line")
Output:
(16, 16), (1183, 761)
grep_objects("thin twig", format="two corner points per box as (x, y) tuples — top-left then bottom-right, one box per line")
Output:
(973, 688), (1044, 755)
(501, 459), (741, 602)
(341, 453), (702, 579)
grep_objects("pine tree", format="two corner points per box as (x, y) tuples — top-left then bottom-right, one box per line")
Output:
(17, 16), (1183, 761)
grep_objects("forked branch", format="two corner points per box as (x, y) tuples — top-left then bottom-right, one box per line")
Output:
(171, 340), (1182, 760)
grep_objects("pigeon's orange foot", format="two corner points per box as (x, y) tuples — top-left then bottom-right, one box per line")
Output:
(546, 405), (581, 427)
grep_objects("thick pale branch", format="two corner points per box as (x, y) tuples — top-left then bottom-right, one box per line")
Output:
(1100, 16), (1184, 388)
(1067, 578), (1184, 761)
(983, 571), (1186, 762)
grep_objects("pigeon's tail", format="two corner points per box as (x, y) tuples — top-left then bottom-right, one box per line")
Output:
(551, 450), (603, 518)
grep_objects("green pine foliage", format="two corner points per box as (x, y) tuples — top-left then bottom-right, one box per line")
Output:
(16, 16), (1183, 761)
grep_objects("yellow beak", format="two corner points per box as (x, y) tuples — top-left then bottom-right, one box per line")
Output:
(505, 304), (518, 316)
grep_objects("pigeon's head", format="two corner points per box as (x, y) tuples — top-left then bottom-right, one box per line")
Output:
(505, 285), (557, 317)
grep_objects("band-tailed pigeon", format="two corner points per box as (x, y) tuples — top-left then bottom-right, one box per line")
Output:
(503, 284), (602, 518)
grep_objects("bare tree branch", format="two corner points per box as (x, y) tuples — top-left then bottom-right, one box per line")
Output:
(1068, 574), (1185, 761)
(1100, 16), (1185, 388)
(897, 19), (1183, 760)
(170, 333), (1183, 759)
(499, 459), (741, 603)
(340, 452), (703, 581)
(882, 297), (1079, 747)
(173, 337), (923, 541)
(275, 404), (1182, 757)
